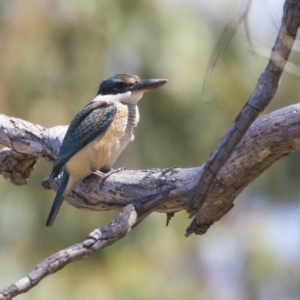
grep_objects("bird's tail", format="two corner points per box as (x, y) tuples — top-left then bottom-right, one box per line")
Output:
(46, 171), (70, 228)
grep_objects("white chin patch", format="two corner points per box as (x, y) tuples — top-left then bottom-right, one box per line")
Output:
(92, 92), (132, 103)
(127, 91), (144, 104)
(91, 91), (143, 104)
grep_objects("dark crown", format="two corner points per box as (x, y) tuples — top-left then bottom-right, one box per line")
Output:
(97, 74), (140, 95)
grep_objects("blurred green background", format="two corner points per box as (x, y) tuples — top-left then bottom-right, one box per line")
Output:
(1, 0), (300, 299)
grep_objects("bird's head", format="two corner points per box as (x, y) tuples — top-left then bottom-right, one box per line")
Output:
(96, 74), (167, 104)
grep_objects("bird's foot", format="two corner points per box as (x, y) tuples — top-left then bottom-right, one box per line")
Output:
(90, 167), (126, 187)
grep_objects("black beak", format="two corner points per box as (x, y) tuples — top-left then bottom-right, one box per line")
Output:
(130, 78), (168, 92)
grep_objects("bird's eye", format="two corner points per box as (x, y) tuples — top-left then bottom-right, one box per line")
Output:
(113, 82), (127, 90)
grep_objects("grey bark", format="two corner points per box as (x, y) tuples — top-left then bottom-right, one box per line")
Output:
(1, 103), (300, 224)
(186, 0), (300, 235)
(1, 103), (300, 300)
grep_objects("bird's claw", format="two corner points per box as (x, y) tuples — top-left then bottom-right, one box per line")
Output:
(90, 167), (126, 187)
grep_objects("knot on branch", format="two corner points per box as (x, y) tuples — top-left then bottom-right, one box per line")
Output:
(0, 148), (37, 185)
(185, 219), (213, 237)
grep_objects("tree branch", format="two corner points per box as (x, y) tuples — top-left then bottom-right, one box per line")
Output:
(1, 104), (300, 219)
(186, 0), (300, 235)
(1, 103), (300, 298)
(0, 187), (185, 300)
(0, 205), (139, 300)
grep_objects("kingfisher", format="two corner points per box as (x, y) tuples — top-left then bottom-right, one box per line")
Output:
(45, 74), (167, 227)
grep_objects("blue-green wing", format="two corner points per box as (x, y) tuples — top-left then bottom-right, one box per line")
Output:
(51, 102), (117, 177)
